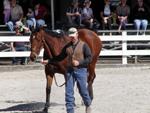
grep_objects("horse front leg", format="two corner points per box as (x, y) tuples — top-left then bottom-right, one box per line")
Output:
(43, 72), (54, 112)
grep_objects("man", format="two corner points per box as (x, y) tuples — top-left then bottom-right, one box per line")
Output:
(66, 1), (82, 27)
(41, 27), (92, 113)
(116, 0), (130, 32)
(7, 0), (23, 31)
(82, 0), (94, 28)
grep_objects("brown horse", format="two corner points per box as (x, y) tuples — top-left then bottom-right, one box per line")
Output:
(30, 28), (102, 112)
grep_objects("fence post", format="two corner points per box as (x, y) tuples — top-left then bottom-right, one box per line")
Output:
(122, 31), (127, 64)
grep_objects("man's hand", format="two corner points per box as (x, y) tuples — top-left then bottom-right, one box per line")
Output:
(40, 59), (49, 65)
(72, 59), (79, 66)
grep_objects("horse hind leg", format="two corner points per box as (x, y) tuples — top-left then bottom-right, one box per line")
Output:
(88, 65), (96, 101)
(88, 72), (96, 101)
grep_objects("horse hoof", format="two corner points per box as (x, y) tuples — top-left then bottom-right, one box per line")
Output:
(43, 103), (50, 112)
(43, 108), (48, 113)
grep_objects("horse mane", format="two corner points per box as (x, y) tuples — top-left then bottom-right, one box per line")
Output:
(44, 28), (66, 38)
(32, 27), (66, 38)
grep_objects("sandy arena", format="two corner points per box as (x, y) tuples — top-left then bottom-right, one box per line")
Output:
(0, 66), (150, 113)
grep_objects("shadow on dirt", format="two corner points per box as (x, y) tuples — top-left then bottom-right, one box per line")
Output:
(0, 101), (64, 113)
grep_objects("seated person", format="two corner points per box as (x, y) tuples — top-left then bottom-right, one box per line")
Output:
(6, 0), (23, 31)
(100, 0), (112, 35)
(34, 3), (47, 28)
(66, 1), (82, 27)
(133, 0), (149, 35)
(116, 0), (130, 32)
(81, 0), (94, 29)
(26, 7), (36, 30)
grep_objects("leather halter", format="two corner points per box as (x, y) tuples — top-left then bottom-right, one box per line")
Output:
(31, 33), (53, 59)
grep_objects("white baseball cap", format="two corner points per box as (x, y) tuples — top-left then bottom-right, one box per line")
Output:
(68, 27), (78, 37)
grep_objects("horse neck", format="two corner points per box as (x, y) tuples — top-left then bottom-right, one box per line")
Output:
(44, 34), (69, 58)
(43, 33), (54, 58)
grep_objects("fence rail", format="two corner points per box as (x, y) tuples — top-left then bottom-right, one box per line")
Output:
(0, 31), (150, 64)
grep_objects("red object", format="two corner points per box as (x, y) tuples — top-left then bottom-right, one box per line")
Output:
(35, 5), (47, 19)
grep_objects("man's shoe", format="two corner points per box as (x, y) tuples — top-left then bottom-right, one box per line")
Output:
(86, 106), (91, 113)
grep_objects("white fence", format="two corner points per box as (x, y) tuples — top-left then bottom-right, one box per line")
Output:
(100, 31), (150, 64)
(0, 31), (150, 64)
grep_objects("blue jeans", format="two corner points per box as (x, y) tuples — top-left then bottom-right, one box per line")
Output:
(26, 18), (36, 29)
(134, 19), (148, 34)
(36, 19), (45, 28)
(7, 21), (15, 31)
(65, 68), (91, 113)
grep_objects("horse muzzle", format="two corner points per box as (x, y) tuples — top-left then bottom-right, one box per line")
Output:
(30, 51), (38, 62)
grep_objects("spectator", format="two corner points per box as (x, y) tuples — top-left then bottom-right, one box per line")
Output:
(6, 0), (23, 31)
(6, 0), (28, 65)
(11, 18), (29, 65)
(82, 0), (94, 29)
(116, 0), (130, 32)
(66, 1), (82, 27)
(11, 19), (28, 65)
(100, 0), (112, 35)
(3, 0), (11, 24)
(34, 3), (47, 28)
(133, 0), (149, 35)
(11, 39), (27, 65)
(26, 7), (36, 29)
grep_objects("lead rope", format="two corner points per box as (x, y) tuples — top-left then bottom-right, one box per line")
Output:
(53, 75), (66, 87)
(53, 42), (77, 88)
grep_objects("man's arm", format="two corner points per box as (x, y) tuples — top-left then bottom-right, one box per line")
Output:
(41, 42), (71, 65)
(79, 43), (92, 67)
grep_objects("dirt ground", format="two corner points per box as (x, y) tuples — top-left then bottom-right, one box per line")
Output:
(1, 66), (150, 113)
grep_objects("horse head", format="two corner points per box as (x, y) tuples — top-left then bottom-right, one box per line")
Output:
(30, 28), (44, 62)
(30, 27), (68, 62)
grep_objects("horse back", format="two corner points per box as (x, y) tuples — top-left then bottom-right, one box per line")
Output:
(78, 29), (102, 59)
